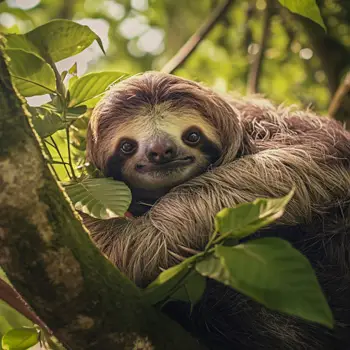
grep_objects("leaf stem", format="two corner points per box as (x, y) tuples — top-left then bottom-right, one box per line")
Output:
(48, 136), (71, 179)
(205, 229), (219, 251)
(65, 126), (77, 180)
(42, 141), (60, 181)
(157, 268), (195, 307)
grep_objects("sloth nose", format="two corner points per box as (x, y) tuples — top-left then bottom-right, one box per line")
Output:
(147, 139), (176, 164)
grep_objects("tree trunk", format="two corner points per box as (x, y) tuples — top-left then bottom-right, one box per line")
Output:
(0, 40), (204, 350)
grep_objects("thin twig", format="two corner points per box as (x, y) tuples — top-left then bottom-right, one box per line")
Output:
(44, 53), (66, 104)
(49, 160), (71, 166)
(49, 136), (71, 179)
(161, 0), (235, 74)
(42, 140), (60, 181)
(241, 3), (255, 51)
(328, 72), (350, 119)
(44, 139), (55, 148)
(0, 279), (50, 333)
(247, 0), (273, 94)
(66, 126), (77, 180)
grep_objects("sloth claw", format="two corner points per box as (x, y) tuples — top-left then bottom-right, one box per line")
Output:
(168, 250), (186, 261)
(178, 244), (201, 255)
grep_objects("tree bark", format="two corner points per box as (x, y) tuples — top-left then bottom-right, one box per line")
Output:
(0, 40), (204, 350)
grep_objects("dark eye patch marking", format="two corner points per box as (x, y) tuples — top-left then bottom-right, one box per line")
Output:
(105, 138), (137, 180)
(182, 126), (221, 164)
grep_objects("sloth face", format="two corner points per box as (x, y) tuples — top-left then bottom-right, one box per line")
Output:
(104, 107), (222, 193)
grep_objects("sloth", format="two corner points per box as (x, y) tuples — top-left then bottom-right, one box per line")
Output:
(83, 72), (350, 350)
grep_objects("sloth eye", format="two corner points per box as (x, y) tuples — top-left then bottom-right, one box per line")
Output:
(120, 141), (136, 154)
(184, 130), (201, 145)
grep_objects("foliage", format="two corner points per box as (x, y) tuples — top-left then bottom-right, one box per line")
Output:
(1, 328), (39, 350)
(2, 19), (132, 220)
(278, 0), (326, 30)
(0, 0), (347, 348)
(64, 178), (132, 219)
(144, 190), (333, 329)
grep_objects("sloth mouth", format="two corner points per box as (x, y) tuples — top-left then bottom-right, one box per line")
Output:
(136, 157), (194, 173)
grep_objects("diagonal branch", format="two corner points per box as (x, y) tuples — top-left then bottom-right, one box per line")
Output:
(161, 0), (235, 74)
(0, 39), (205, 350)
(247, 0), (273, 94)
(0, 278), (49, 332)
(328, 71), (350, 122)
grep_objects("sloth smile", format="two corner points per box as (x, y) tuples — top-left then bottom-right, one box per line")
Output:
(136, 156), (194, 174)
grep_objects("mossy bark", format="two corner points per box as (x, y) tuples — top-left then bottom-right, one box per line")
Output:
(0, 42), (204, 350)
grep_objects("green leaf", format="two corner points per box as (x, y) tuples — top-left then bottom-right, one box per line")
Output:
(66, 106), (87, 119)
(5, 19), (105, 62)
(64, 178), (132, 219)
(68, 75), (78, 91)
(144, 256), (198, 305)
(5, 49), (56, 97)
(68, 72), (129, 107)
(196, 239), (334, 329)
(30, 107), (65, 138)
(214, 190), (294, 242)
(278, 0), (326, 30)
(79, 96), (103, 109)
(4, 35), (40, 57)
(170, 272), (206, 307)
(68, 62), (77, 75)
(60, 70), (68, 82)
(0, 301), (33, 338)
(1, 327), (39, 350)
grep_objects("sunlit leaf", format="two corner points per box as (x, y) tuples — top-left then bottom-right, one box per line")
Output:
(278, 0), (326, 30)
(4, 35), (39, 56)
(5, 49), (56, 96)
(0, 301), (33, 338)
(1, 327), (39, 350)
(68, 62), (77, 75)
(64, 178), (131, 219)
(68, 75), (78, 91)
(30, 107), (65, 138)
(196, 239), (334, 329)
(68, 71), (129, 107)
(5, 19), (105, 62)
(45, 132), (71, 182)
(213, 190), (294, 242)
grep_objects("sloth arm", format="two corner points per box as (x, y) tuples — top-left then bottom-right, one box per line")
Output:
(85, 143), (350, 285)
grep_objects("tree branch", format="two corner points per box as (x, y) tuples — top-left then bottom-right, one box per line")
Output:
(0, 278), (49, 332)
(0, 40), (204, 350)
(247, 0), (273, 94)
(328, 72), (350, 122)
(161, 0), (235, 74)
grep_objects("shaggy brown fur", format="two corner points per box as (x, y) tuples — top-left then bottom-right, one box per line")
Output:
(84, 72), (350, 349)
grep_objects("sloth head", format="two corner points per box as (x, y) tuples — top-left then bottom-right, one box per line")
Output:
(87, 72), (250, 198)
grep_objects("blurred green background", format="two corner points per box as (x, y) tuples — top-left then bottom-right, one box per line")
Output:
(0, 0), (349, 115)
